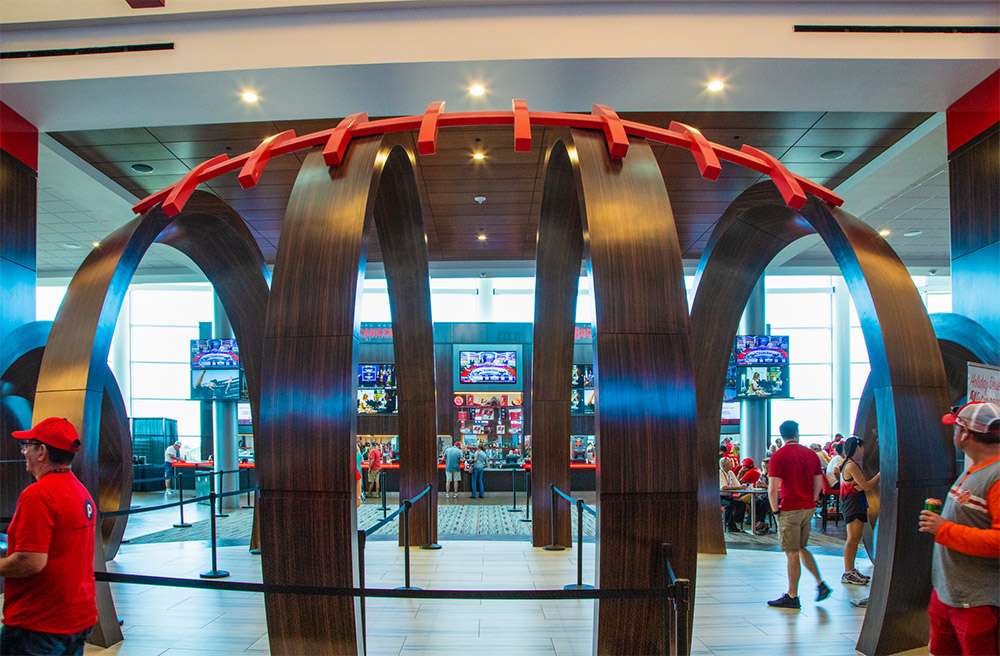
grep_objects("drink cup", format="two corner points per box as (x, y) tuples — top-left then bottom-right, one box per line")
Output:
(923, 498), (943, 514)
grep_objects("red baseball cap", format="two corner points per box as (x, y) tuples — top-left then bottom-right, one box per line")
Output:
(11, 417), (82, 453)
(942, 401), (1000, 434)
(742, 458), (755, 468)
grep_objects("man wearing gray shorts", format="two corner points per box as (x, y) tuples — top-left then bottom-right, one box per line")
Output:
(444, 441), (463, 498)
(767, 420), (832, 609)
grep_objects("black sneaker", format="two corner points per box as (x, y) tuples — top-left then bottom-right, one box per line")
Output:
(767, 593), (801, 609)
(816, 581), (832, 602)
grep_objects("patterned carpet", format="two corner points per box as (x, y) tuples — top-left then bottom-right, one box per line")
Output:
(125, 497), (855, 556)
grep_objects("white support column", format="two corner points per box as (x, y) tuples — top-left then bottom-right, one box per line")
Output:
(477, 276), (493, 322)
(740, 276), (767, 465)
(832, 276), (853, 437)
(213, 293), (240, 511)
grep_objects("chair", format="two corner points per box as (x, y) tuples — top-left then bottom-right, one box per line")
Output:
(818, 480), (842, 531)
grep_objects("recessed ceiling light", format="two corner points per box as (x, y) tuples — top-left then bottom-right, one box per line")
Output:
(706, 78), (725, 93)
(91, 241), (102, 248)
(473, 195), (487, 205)
(904, 230), (923, 238)
(131, 163), (154, 173)
(878, 229), (891, 237)
(820, 149), (845, 161)
(468, 83), (486, 97)
(471, 151), (486, 162)
(62, 243), (82, 250)
(240, 89), (259, 104)
(477, 233), (488, 241)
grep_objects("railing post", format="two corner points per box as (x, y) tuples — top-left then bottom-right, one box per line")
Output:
(199, 490), (230, 579)
(507, 468), (520, 512)
(420, 485), (442, 550)
(357, 528), (367, 652)
(520, 470), (532, 523)
(395, 499), (421, 591)
(564, 499), (594, 590)
(675, 579), (690, 656)
(173, 471), (191, 528)
(242, 469), (254, 508)
(544, 485), (565, 551)
(215, 470), (229, 518)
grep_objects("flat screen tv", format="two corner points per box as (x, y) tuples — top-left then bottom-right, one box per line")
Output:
(357, 388), (397, 414)
(733, 335), (790, 366)
(735, 366), (790, 399)
(191, 368), (242, 401)
(571, 389), (597, 415)
(191, 338), (240, 369)
(453, 344), (523, 391)
(358, 364), (396, 389)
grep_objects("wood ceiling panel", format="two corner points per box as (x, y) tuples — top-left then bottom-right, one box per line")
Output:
(208, 183), (293, 199)
(416, 164), (539, 180)
(427, 191), (533, 206)
(433, 204), (535, 218)
(424, 178), (540, 194)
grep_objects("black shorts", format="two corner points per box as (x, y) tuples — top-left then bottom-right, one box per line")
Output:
(841, 491), (868, 524)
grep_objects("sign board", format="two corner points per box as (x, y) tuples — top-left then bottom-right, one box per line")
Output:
(968, 362), (1000, 404)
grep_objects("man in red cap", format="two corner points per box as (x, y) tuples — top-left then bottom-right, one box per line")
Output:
(919, 401), (1000, 656)
(0, 417), (97, 655)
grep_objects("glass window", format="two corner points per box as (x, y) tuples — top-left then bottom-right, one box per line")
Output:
(431, 278), (481, 290)
(130, 399), (202, 439)
(130, 287), (213, 326)
(788, 364), (832, 399)
(766, 293), (832, 328)
(777, 328), (831, 364)
(769, 399), (832, 439)
(432, 291), (478, 323)
(493, 291), (535, 323)
(850, 327), (870, 364)
(360, 290), (392, 322)
(765, 275), (833, 290)
(36, 286), (68, 321)
(131, 326), (199, 363)
(131, 363), (191, 399)
(491, 278), (535, 290)
(926, 293), (952, 314)
(850, 363), (872, 399)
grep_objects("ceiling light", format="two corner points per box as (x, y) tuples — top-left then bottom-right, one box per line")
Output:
(878, 229), (891, 237)
(61, 243), (82, 250)
(706, 78), (725, 93)
(904, 230), (923, 238)
(477, 233), (488, 241)
(471, 151), (486, 162)
(240, 89), (259, 104)
(92, 241), (102, 248)
(820, 150), (845, 161)
(473, 195), (487, 205)
(468, 83), (486, 97)
(131, 163), (154, 173)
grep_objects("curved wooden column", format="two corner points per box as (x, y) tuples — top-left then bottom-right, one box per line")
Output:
(692, 182), (950, 655)
(533, 130), (697, 655)
(31, 192), (270, 647)
(530, 137), (582, 548)
(259, 136), (435, 656)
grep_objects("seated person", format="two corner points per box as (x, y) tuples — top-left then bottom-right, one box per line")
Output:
(719, 457), (746, 531)
(737, 458), (771, 534)
(825, 442), (845, 488)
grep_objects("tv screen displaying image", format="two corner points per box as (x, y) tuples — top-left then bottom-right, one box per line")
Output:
(736, 366), (790, 399)
(358, 364), (396, 389)
(571, 364), (595, 388)
(191, 339), (240, 369)
(724, 360), (739, 402)
(191, 368), (242, 401)
(357, 388), (397, 414)
(570, 389), (597, 415)
(458, 350), (518, 385)
(734, 335), (790, 366)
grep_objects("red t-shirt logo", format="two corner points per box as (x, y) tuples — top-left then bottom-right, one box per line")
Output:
(84, 499), (94, 520)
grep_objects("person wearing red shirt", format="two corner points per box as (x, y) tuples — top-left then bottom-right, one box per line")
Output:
(367, 443), (383, 495)
(738, 457), (761, 486)
(0, 417), (97, 656)
(766, 420), (832, 609)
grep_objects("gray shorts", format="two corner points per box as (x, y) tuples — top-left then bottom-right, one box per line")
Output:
(446, 470), (461, 484)
(778, 508), (813, 551)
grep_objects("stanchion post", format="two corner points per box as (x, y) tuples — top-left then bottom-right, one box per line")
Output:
(675, 579), (690, 656)
(380, 470), (388, 518)
(215, 470), (229, 518)
(242, 469), (253, 508)
(395, 500), (421, 591)
(200, 490), (230, 579)
(173, 471), (191, 528)
(544, 485), (565, 551)
(507, 468), (520, 512)
(563, 499), (594, 590)
(519, 470), (532, 522)
(357, 528), (367, 648)
(420, 485), (442, 550)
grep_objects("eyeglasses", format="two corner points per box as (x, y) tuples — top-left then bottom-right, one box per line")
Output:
(19, 440), (43, 453)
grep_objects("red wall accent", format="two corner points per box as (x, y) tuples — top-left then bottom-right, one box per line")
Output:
(0, 102), (38, 173)
(946, 69), (1000, 154)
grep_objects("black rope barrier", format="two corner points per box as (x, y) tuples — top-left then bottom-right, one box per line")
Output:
(549, 485), (595, 590)
(507, 468), (521, 512)
(363, 506), (403, 537)
(99, 486), (258, 518)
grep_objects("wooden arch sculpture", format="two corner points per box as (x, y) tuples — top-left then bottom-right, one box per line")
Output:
(30, 191), (271, 647)
(257, 134), (436, 656)
(530, 130), (698, 654)
(690, 181), (950, 655)
(0, 321), (133, 561)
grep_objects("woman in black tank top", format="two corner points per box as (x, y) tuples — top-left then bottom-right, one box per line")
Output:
(840, 436), (880, 586)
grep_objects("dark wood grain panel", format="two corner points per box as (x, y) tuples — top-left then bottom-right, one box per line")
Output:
(691, 181), (951, 655)
(260, 137), (435, 654)
(30, 190), (270, 648)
